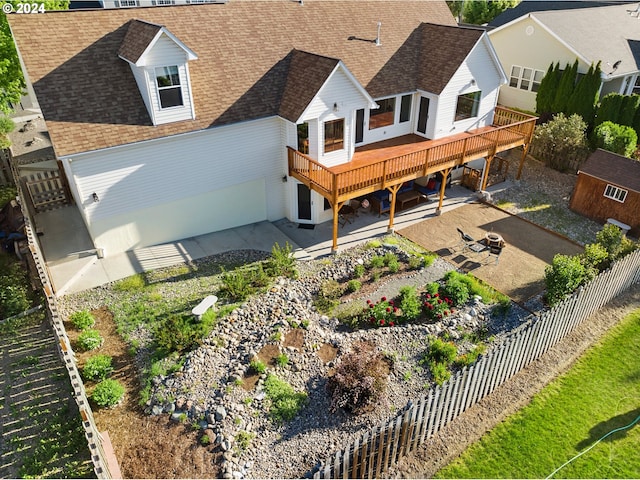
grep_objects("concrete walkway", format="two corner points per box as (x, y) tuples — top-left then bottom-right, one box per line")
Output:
(36, 184), (501, 296)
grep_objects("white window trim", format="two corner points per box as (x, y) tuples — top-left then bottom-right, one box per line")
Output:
(603, 184), (628, 203)
(509, 65), (545, 92)
(155, 65), (185, 110)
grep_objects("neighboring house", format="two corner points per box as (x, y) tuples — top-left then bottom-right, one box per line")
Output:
(8, 0), (535, 256)
(488, 3), (640, 111)
(70, 0), (224, 8)
(570, 149), (640, 237)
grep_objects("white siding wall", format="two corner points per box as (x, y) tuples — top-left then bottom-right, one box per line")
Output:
(489, 18), (589, 111)
(67, 117), (287, 255)
(138, 34), (187, 66)
(302, 67), (370, 168)
(129, 66), (153, 119)
(433, 39), (502, 139)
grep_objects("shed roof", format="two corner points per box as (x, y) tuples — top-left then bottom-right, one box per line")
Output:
(579, 149), (640, 193)
(9, 0), (463, 157)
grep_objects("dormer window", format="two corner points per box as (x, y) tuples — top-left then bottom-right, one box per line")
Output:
(155, 66), (183, 108)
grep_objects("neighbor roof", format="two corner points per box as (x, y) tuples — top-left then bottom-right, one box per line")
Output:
(487, 1), (635, 29)
(9, 0), (458, 157)
(490, 3), (640, 77)
(579, 149), (640, 193)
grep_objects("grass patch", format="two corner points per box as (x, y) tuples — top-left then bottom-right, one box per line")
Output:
(436, 309), (640, 479)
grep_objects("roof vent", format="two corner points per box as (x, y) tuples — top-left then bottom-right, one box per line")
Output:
(375, 21), (382, 46)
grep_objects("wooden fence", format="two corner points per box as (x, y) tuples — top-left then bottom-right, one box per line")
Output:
(9, 162), (117, 478)
(312, 248), (640, 478)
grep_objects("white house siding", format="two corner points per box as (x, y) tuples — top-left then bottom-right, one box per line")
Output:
(433, 39), (502, 139)
(489, 17), (589, 112)
(65, 117), (287, 255)
(301, 67), (371, 168)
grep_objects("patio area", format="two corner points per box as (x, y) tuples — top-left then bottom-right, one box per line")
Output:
(398, 202), (584, 305)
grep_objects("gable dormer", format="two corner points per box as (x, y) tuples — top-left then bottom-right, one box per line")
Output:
(118, 19), (198, 126)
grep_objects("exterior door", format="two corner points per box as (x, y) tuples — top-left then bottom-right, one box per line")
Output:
(355, 108), (365, 144)
(417, 96), (429, 135)
(297, 183), (312, 221)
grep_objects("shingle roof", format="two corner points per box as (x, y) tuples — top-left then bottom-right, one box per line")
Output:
(118, 19), (163, 64)
(579, 149), (640, 193)
(418, 23), (484, 95)
(9, 0), (458, 157)
(487, 1), (634, 29)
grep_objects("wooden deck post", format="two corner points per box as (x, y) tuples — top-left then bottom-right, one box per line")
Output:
(516, 143), (531, 180)
(331, 200), (345, 253)
(387, 184), (401, 232)
(435, 168), (451, 215)
(480, 153), (495, 191)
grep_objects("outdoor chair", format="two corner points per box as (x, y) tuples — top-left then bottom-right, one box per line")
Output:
(456, 228), (476, 252)
(486, 243), (504, 265)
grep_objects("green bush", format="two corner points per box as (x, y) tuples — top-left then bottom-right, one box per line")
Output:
(369, 255), (385, 268)
(428, 360), (451, 385)
(422, 337), (458, 386)
(266, 242), (297, 279)
(454, 344), (487, 367)
(364, 296), (400, 327)
(353, 264), (365, 278)
(249, 358), (266, 374)
(581, 243), (609, 277)
(327, 341), (389, 414)
(220, 267), (256, 301)
(0, 116), (15, 149)
(263, 374), (307, 423)
(77, 329), (103, 351)
(544, 254), (587, 306)
(408, 255), (424, 270)
(91, 379), (125, 408)
(70, 310), (95, 330)
(442, 277), (470, 306)
(155, 314), (203, 353)
(347, 279), (361, 293)
(398, 286), (421, 321)
(83, 354), (114, 381)
(320, 279), (344, 300)
(235, 431), (255, 451)
(592, 121), (638, 157)
(387, 257), (400, 273)
(531, 113), (589, 171)
(274, 353), (289, 367)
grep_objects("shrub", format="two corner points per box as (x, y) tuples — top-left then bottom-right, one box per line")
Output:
(454, 344), (487, 368)
(274, 353), (289, 367)
(220, 267), (255, 301)
(442, 276), (470, 306)
(347, 279), (361, 293)
(77, 329), (103, 351)
(428, 360), (451, 385)
(592, 121), (638, 157)
(249, 358), (266, 374)
(327, 341), (389, 414)
(398, 286), (421, 322)
(369, 255), (385, 268)
(83, 354), (113, 381)
(595, 223), (637, 261)
(544, 254), (587, 306)
(70, 310), (95, 330)
(263, 374), (307, 423)
(266, 242), (297, 279)
(531, 113), (589, 172)
(408, 255), (424, 270)
(320, 279), (344, 299)
(387, 257), (400, 273)
(424, 282), (440, 296)
(91, 379), (125, 408)
(364, 296), (400, 327)
(0, 116), (15, 149)
(353, 264), (365, 278)
(155, 314), (203, 353)
(235, 431), (255, 451)
(581, 243), (609, 277)
(422, 292), (453, 322)
(422, 337), (458, 386)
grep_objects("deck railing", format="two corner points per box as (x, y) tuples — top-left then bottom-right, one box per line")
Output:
(288, 107), (536, 204)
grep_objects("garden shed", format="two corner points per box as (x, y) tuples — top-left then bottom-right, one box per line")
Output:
(569, 149), (640, 237)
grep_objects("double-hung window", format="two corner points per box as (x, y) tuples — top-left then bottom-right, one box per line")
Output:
(155, 66), (183, 108)
(604, 184), (627, 203)
(510, 65), (545, 92)
(455, 91), (481, 121)
(324, 119), (344, 153)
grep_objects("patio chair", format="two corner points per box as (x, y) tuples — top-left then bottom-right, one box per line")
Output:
(486, 243), (504, 265)
(456, 228), (476, 252)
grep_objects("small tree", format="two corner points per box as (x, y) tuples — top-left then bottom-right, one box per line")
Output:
(566, 62), (602, 128)
(0, 116), (15, 149)
(544, 254), (587, 306)
(553, 60), (578, 114)
(592, 121), (638, 157)
(531, 113), (589, 171)
(595, 93), (627, 127)
(536, 62), (561, 116)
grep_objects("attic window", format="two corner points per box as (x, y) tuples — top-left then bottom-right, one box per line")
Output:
(155, 66), (183, 108)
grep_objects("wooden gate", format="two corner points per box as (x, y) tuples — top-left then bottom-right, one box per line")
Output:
(22, 170), (70, 213)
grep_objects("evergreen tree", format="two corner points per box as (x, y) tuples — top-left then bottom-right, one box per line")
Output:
(553, 60), (578, 113)
(618, 94), (640, 127)
(462, 0), (518, 25)
(536, 63), (560, 115)
(565, 62), (602, 129)
(595, 93), (626, 127)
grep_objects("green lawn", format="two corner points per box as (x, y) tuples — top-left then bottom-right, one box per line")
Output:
(436, 309), (640, 479)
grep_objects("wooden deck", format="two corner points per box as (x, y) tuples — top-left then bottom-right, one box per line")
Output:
(287, 106), (537, 250)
